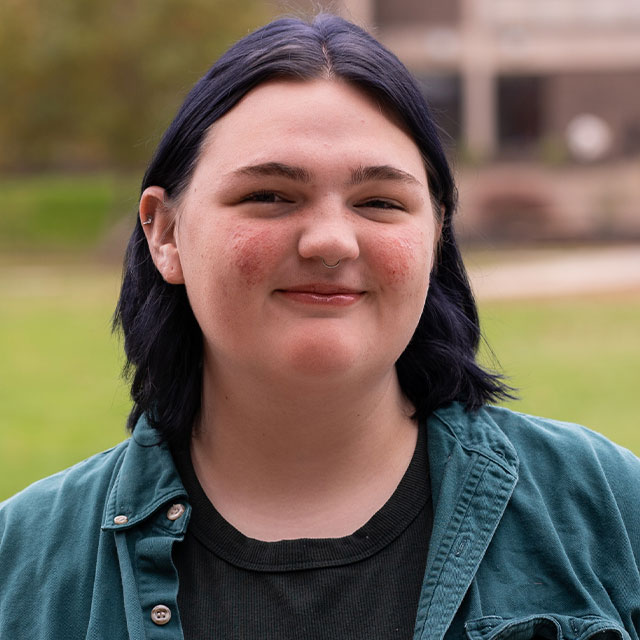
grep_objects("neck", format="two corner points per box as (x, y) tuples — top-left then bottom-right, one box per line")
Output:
(190, 360), (419, 541)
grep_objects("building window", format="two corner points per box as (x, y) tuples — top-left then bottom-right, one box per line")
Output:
(497, 75), (545, 154)
(419, 74), (462, 148)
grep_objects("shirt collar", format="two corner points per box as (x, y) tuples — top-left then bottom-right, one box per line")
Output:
(430, 402), (519, 476)
(101, 414), (188, 531)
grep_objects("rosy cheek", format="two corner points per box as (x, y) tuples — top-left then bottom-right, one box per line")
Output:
(370, 233), (429, 287)
(231, 227), (283, 286)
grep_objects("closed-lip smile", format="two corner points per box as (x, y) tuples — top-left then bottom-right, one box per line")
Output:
(280, 283), (363, 295)
(275, 283), (365, 305)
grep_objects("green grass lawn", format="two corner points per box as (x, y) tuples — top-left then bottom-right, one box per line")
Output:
(0, 266), (131, 500)
(1, 264), (639, 501)
(479, 296), (640, 452)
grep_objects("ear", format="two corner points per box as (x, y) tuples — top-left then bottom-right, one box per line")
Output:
(139, 186), (185, 285)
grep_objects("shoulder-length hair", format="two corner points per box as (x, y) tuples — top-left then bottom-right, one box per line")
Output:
(114, 13), (512, 446)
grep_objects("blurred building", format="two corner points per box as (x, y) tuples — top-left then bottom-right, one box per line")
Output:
(332, 0), (640, 241)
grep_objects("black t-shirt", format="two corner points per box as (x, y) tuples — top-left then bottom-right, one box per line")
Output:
(172, 423), (432, 639)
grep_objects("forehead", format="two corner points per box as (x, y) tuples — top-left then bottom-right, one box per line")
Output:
(194, 78), (426, 182)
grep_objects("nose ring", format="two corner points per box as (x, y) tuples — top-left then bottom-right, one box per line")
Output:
(322, 258), (341, 269)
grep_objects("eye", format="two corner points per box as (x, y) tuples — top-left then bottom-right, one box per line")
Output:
(357, 198), (406, 211)
(241, 190), (292, 204)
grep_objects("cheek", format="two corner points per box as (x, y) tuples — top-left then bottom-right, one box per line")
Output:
(231, 226), (283, 286)
(369, 230), (432, 289)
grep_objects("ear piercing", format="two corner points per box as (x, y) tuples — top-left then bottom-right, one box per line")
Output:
(142, 217), (153, 225)
(322, 258), (341, 269)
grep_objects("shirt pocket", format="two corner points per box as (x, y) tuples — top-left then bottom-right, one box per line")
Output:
(464, 614), (630, 640)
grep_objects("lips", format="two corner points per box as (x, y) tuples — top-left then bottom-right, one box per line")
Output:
(280, 283), (363, 295)
(275, 283), (365, 306)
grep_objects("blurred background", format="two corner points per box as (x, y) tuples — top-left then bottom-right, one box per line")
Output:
(1, 0), (639, 499)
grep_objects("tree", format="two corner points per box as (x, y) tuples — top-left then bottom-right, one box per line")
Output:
(0, 0), (273, 171)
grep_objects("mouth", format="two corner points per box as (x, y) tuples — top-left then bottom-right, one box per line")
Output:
(282, 283), (363, 295)
(275, 283), (365, 306)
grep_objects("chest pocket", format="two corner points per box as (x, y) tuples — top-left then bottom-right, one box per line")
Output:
(465, 614), (630, 640)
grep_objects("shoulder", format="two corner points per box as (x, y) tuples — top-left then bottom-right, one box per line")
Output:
(433, 401), (640, 479)
(481, 404), (640, 488)
(433, 402), (640, 548)
(432, 402), (640, 523)
(0, 441), (129, 534)
(0, 441), (132, 638)
(0, 418), (185, 639)
(497, 407), (640, 538)
(0, 441), (131, 583)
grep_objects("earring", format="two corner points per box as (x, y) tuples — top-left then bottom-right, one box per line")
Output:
(142, 217), (153, 225)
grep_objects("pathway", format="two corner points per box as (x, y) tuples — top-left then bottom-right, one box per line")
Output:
(467, 245), (640, 300)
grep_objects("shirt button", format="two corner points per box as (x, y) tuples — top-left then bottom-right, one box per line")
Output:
(113, 515), (129, 525)
(151, 604), (172, 625)
(166, 503), (186, 521)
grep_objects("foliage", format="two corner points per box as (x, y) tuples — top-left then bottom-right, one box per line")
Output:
(0, 0), (273, 171)
(0, 173), (139, 252)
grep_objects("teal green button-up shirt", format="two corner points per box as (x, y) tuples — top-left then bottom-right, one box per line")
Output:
(1, 403), (639, 639)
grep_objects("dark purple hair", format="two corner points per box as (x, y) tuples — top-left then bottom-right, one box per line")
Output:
(114, 13), (511, 445)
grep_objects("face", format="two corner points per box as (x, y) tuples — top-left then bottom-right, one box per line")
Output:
(146, 79), (439, 388)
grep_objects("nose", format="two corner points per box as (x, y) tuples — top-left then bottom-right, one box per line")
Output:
(297, 199), (360, 267)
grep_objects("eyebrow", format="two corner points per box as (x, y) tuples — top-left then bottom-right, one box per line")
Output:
(233, 162), (312, 183)
(230, 162), (423, 188)
(349, 165), (423, 187)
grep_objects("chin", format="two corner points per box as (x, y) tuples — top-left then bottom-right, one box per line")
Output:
(284, 337), (364, 379)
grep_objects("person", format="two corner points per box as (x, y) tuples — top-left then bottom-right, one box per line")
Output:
(1, 13), (639, 640)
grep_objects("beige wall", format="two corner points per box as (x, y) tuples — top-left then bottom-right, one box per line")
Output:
(374, 0), (459, 26)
